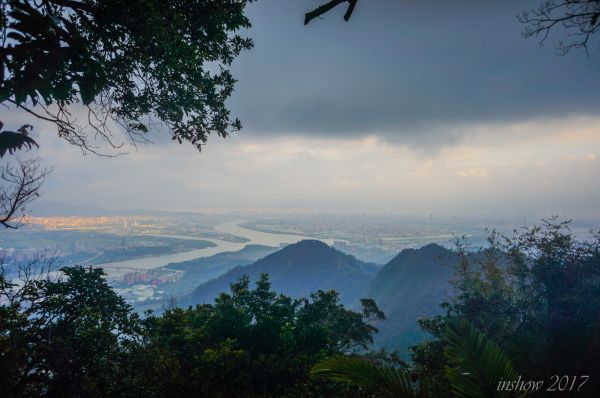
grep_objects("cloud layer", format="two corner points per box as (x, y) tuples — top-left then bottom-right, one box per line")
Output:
(229, 0), (600, 149)
(1, 0), (599, 216)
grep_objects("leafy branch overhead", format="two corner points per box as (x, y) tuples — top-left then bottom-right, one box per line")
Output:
(1, 0), (255, 153)
(2, 0), (597, 157)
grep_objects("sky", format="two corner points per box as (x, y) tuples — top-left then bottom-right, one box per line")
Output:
(3, 0), (600, 216)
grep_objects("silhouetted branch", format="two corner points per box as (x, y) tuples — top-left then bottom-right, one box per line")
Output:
(0, 158), (52, 229)
(305, 0), (358, 25)
(520, 0), (600, 54)
(10, 100), (130, 157)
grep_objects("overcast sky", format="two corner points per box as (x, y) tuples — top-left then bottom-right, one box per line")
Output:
(3, 0), (600, 216)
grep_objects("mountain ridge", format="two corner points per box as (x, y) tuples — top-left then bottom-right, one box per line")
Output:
(189, 239), (379, 306)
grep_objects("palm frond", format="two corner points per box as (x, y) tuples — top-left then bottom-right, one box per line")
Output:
(312, 355), (416, 398)
(444, 318), (523, 398)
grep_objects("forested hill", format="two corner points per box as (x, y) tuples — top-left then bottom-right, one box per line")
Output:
(189, 240), (380, 306)
(366, 243), (458, 352)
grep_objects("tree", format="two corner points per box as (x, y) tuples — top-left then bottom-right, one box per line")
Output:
(130, 274), (384, 397)
(1, 268), (385, 397)
(444, 318), (521, 398)
(0, 156), (51, 229)
(1, 0), (254, 154)
(1, 0), (254, 226)
(0, 264), (141, 398)
(0, 120), (47, 229)
(412, 219), (600, 396)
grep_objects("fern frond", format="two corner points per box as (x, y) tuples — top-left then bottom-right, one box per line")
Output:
(312, 355), (416, 397)
(444, 318), (524, 398)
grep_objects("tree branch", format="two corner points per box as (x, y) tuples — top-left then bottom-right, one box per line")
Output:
(304, 0), (358, 25)
(0, 158), (52, 229)
(520, 0), (600, 54)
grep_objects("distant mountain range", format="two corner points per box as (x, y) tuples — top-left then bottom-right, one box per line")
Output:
(185, 240), (458, 354)
(189, 240), (379, 306)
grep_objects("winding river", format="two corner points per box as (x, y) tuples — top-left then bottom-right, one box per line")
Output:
(94, 221), (334, 278)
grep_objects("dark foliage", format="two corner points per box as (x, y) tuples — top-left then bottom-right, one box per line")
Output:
(412, 219), (600, 396)
(0, 265), (383, 397)
(0, 121), (38, 158)
(0, 265), (140, 397)
(1, 0), (254, 153)
(312, 318), (521, 398)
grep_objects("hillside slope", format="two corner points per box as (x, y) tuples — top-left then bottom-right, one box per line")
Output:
(367, 243), (458, 352)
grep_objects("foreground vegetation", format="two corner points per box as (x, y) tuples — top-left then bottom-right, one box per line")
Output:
(1, 264), (384, 397)
(1, 220), (599, 397)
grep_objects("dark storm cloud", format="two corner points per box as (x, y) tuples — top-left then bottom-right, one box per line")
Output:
(228, 0), (600, 147)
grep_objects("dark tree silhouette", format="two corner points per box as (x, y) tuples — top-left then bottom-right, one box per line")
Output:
(0, 157), (51, 229)
(412, 219), (600, 396)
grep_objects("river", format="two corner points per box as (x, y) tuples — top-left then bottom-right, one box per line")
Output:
(94, 221), (333, 278)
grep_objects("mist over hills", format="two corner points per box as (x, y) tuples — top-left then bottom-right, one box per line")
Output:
(189, 240), (380, 306)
